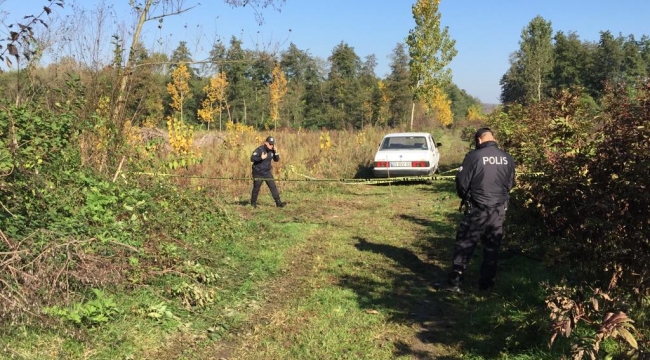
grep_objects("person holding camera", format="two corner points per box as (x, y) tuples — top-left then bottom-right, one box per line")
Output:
(447, 128), (515, 293)
(250, 136), (285, 208)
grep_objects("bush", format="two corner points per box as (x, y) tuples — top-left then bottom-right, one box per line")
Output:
(488, 83), (650, 358)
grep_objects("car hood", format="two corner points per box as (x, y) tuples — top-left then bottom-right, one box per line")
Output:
(374, 150), (431, 161)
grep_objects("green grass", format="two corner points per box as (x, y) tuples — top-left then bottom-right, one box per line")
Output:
(182, 181), (568, 359)
(0, 186), (319, 360)
(1, 130), (582, 359)
(1, 179), (572, 359)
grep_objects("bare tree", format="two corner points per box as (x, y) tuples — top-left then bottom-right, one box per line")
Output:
(0, 0), (64, 105)
(111, 0), (286, 139)
(0, 0), (63, 71)
(223, 0), (287, 25)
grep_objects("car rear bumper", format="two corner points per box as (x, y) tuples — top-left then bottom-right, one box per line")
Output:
(372, 168), (433, 178)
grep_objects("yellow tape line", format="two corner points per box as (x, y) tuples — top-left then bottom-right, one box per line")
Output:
(130, 167), (543, 185)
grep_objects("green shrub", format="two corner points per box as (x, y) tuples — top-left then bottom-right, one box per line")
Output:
(44, 289), (120, 326)
(488, 84), (650, 358)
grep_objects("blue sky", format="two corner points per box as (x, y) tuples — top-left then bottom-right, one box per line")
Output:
(2, 0), (650, 104)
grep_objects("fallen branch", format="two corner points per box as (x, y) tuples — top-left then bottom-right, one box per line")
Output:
(108, 240), (140, 253)
(0, 200), (14, 217)
(112, 156), (126, 182)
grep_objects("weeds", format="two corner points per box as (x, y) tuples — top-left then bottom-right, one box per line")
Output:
(43, 289), (120, 326)
(4, 117), (646, 359)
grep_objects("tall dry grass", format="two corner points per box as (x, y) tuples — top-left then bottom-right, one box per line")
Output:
(172, 126), (470, 200)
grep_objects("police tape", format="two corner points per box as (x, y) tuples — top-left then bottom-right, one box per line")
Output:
(129, 168), (544, 185)
(130, 171), (457, 184)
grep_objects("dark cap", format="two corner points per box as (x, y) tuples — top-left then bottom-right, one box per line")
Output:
(265, 136), (275, 145)
(474, 127), (492, 139)
(474, 127), (492, 147)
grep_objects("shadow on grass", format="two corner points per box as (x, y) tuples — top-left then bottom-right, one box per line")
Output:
(419, 179), (457, 193)
(353, 236), (446, 288)
(234, 199), (251, 206)
(354, 164), (374, 179)
(347, 234), (479, 359)
(368, 179), (434, 187)
(438, 163), (463, 174)
(339, 185), (560, 359)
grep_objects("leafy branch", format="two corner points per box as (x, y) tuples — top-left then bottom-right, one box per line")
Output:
(546, 281), (640, 358)
(0, 0), (63, 71)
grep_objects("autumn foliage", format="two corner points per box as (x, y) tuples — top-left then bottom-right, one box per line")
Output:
(429, 87), (453, 126)
(489, 82), (650, 357)
(198, 71), (229, 130)
(166, 63), (200, 168)
(269, 63), (288, 130)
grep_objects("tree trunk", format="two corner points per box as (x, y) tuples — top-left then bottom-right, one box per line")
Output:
(112, 0), (152, 133)
(537, 69), (542, 102)
(410, 101), (415, 131)
(225, 100), (232, 123)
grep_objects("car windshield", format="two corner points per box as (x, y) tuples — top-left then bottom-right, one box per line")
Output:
(379, 136), (428, 150)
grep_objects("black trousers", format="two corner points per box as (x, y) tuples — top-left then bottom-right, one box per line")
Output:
(251, 174), (280, 204)
(451, 203), (507, 285)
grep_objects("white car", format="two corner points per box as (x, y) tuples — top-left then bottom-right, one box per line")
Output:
(372, 132), (442, 178)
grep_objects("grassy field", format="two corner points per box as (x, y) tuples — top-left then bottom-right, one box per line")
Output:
(1, 128), (568, 359)
(184, 180), (562, 360)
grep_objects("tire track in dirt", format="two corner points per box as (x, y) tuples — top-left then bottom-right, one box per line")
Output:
(191, 183), (461, 359)
(198, 194), (364, 359)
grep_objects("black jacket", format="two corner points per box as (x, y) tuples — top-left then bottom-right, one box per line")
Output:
(455, 141), (515, 208)
(250, 144), (280, 176)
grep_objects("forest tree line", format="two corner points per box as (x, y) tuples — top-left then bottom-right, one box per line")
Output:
(0, 37), (482, 132)
(2, 12), (650, 134)
(490, 16), (650, 358)
(501, 15), (650, 106)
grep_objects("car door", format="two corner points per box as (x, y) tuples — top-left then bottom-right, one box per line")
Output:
(428, 135), (440, 168)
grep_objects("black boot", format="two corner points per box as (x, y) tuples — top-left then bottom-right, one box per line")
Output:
(478, 278), (494, 292)
(446, 270), (463, 293)
(276, 201), (286, 208)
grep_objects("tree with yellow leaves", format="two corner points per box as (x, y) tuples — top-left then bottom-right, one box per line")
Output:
(269, 63), (288, 131)
(111, 0), (286, 136)
(406, 0), (457, 129)
(198, 71), (229, 131)
(166, 63), (198, 168)
(429, 87), (453, 126)
(466, 104), (487, 122)
(167, 63), (193, 121)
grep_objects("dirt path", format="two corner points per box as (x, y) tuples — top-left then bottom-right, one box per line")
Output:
(193, 181), (464, 359)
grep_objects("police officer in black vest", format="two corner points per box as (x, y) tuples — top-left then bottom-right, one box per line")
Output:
(447, 128), (515, 292)
(250, 136), (285, 208)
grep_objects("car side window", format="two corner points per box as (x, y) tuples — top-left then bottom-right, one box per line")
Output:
(380, 138), (390, 150)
